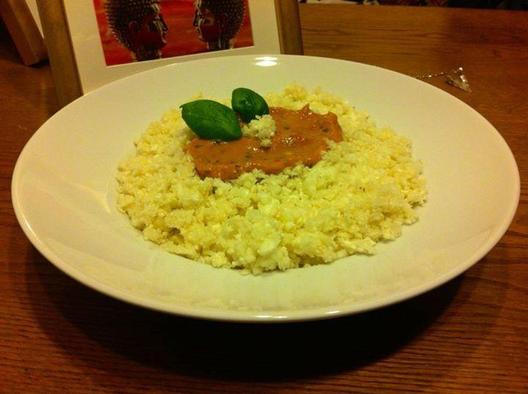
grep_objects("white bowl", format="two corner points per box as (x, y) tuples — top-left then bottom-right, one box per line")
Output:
(12, 55), (520, 322)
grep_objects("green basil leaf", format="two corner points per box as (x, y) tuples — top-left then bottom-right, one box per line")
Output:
(180, 99), (241, 141)
(231, 88), (269, 123)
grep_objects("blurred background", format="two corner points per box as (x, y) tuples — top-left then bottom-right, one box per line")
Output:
(299, 0), (527, 9)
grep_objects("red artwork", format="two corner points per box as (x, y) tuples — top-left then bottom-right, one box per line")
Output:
(93, 0), (254, 66)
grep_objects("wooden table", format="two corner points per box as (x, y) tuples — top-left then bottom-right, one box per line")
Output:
(2, 5), (527, 393)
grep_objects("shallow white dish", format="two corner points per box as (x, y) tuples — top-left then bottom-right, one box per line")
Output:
(12, 55), (519, 322)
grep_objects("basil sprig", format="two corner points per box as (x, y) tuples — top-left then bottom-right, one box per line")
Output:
(180, 88), (269, 141)
(180, 99), (241, 141)
(231, 88), (269, 123)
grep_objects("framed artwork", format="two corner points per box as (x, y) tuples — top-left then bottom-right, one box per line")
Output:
(36, 0), (303, 108)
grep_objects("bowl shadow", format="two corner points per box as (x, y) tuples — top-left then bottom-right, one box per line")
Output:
(27, 246), (463, 382)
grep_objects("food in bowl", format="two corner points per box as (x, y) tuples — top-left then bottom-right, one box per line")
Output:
(116, 85), (427, 274)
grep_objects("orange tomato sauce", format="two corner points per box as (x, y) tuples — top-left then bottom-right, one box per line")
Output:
(187, 106), (343, 180)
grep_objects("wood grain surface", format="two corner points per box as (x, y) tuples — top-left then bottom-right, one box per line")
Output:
(274, 0), (304, 55)
(0, 0), (47, 65)
(35, 0), (82, 108)
(1, 5), (527, 393)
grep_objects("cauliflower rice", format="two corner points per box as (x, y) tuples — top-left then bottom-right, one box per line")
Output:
(242, 114), (276, 147)
(116, 85), (427, 274)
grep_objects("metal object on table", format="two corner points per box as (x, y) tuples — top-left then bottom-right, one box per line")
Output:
(416, 67), (471, 92)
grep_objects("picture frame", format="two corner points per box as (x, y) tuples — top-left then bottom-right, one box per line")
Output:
(36, 0), (303, 108)
(0, 0), (47, 65)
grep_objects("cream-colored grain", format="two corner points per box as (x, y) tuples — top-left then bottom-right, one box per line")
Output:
(116, 85), (426, 274)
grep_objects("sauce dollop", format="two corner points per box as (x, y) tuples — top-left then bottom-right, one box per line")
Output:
(187, 106), (343, 180)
